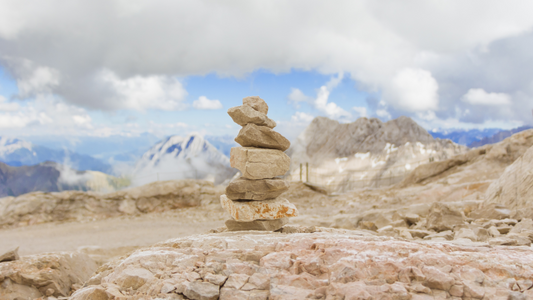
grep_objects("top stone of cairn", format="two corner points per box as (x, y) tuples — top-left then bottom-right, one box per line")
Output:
(243, 96), (268, 115)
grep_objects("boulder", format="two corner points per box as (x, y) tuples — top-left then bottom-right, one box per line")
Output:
(230, 147), (290, 179)
(426, 202), (464, 232)
(225, 177), (289, 201)
(0, 252), (97, 299)
(235, 124), (290, 151)
(509, 218), (533, 234)
(226, 218), (288, 231)
(220, 195), (298, 222)
(227, 105), (276, 128)
(485, 144), (533, 219)
(0, 247), (19, 263)
(469, 203), (511, 220)
(184, 281), (220, 300)
(243, 96), (268, 114)
(454, 228), (478, 241)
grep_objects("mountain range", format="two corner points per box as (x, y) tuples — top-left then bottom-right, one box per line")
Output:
(0, 161), (127, 197)
(0, 136), (112, 173)
(132, 133), (237, 186)
(429, 125), (533, 147)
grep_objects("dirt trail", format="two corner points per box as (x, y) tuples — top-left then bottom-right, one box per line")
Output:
(0, 212), (224, 257)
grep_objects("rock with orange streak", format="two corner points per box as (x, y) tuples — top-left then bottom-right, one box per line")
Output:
(220, 194), (298, 222)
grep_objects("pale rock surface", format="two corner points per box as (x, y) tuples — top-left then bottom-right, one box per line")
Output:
(0, 252), (97, 299)
(485, 144), (533, 219)
(235, 123), (290, 151)
(230, 147), (290, 179)
(426, 202), (465, 232)
(226, 217), (288, 231)
(70, 231), (533, 300)
(242, 96), (268, 114)
(220, 195), (298, 221)
(225, 177), (289, 201)
(227, 105), (276, 128)
(470, 203), (511, 220)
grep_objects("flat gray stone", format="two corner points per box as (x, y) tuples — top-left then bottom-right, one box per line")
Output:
(226, 218), (289, 231)
(235, 123), (290, 151)
(226, 177), (289, 201)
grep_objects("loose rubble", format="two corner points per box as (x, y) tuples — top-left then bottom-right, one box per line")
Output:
(70, 230), (533, 300)
(0, 252), (97, 300)
(222, 96), (298, 231)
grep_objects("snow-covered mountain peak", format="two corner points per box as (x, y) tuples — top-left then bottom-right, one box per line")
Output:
(140, 133), (229, 167)
(133, 133), (236, 185)
(0, 136), (34, 158)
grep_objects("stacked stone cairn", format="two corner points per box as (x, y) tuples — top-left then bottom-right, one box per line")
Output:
(221, 96), (299, 231)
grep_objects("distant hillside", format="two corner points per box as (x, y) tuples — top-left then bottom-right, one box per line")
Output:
(133, 133), (237, 186)
(0, 161), (61, 197)
(0, 161), (129, 197)
(290, 116), (467, 192)
(23, 132), (160, 164)
(469, 125), (533, 148)
(0, 137), (112, 173)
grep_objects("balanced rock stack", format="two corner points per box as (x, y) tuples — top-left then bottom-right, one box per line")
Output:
(221, 96), (298, 231)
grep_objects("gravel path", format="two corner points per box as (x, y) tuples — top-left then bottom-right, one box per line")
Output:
(0, 213), (224, 257)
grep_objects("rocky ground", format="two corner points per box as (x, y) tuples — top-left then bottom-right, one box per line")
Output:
(1, 130), (533, 299)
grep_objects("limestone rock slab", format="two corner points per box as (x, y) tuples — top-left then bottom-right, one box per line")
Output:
(220, 194), (298, 221)
(226, 217), (289, 231)
(230, 147), (290, 179)
(227, 105), (276, 128)
(235, 124), (290, 151)
(226, 177), (289, 201)
(243, 96), (268, 114)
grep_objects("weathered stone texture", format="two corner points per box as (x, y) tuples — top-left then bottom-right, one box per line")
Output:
(235, 123), (290, 151)
(243, 96), (268, 114)
(220, 194), (298, 222)
(230, 147), (290, 180)
(227, 105), (276, 128)
(226, 217), (288, 231)
(225, 177), (289, 201)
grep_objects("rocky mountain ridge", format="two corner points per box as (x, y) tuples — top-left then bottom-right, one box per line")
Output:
(133, 134), (237, 186)
(289, 116), (467, 192)
(0, 136), (111, 173)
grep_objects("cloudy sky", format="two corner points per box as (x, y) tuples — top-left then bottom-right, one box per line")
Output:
(1, 0), (532, 143)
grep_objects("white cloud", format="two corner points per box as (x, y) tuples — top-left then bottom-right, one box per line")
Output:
(2, 58), (61, 98)
(99, 69), (188, 111)
(353, 106), (367, 118)
(386, 68), (439, 112)
(287, 88), (311, 108)
(192, 96), (223, 110)
(376, 109), (391, 120)
(461, 88), (511, 106)
(0, 95), (19, 111)
(291, 112), (314, 123)
(0, 95), (93, 131)
(1, 1), (533, 124)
